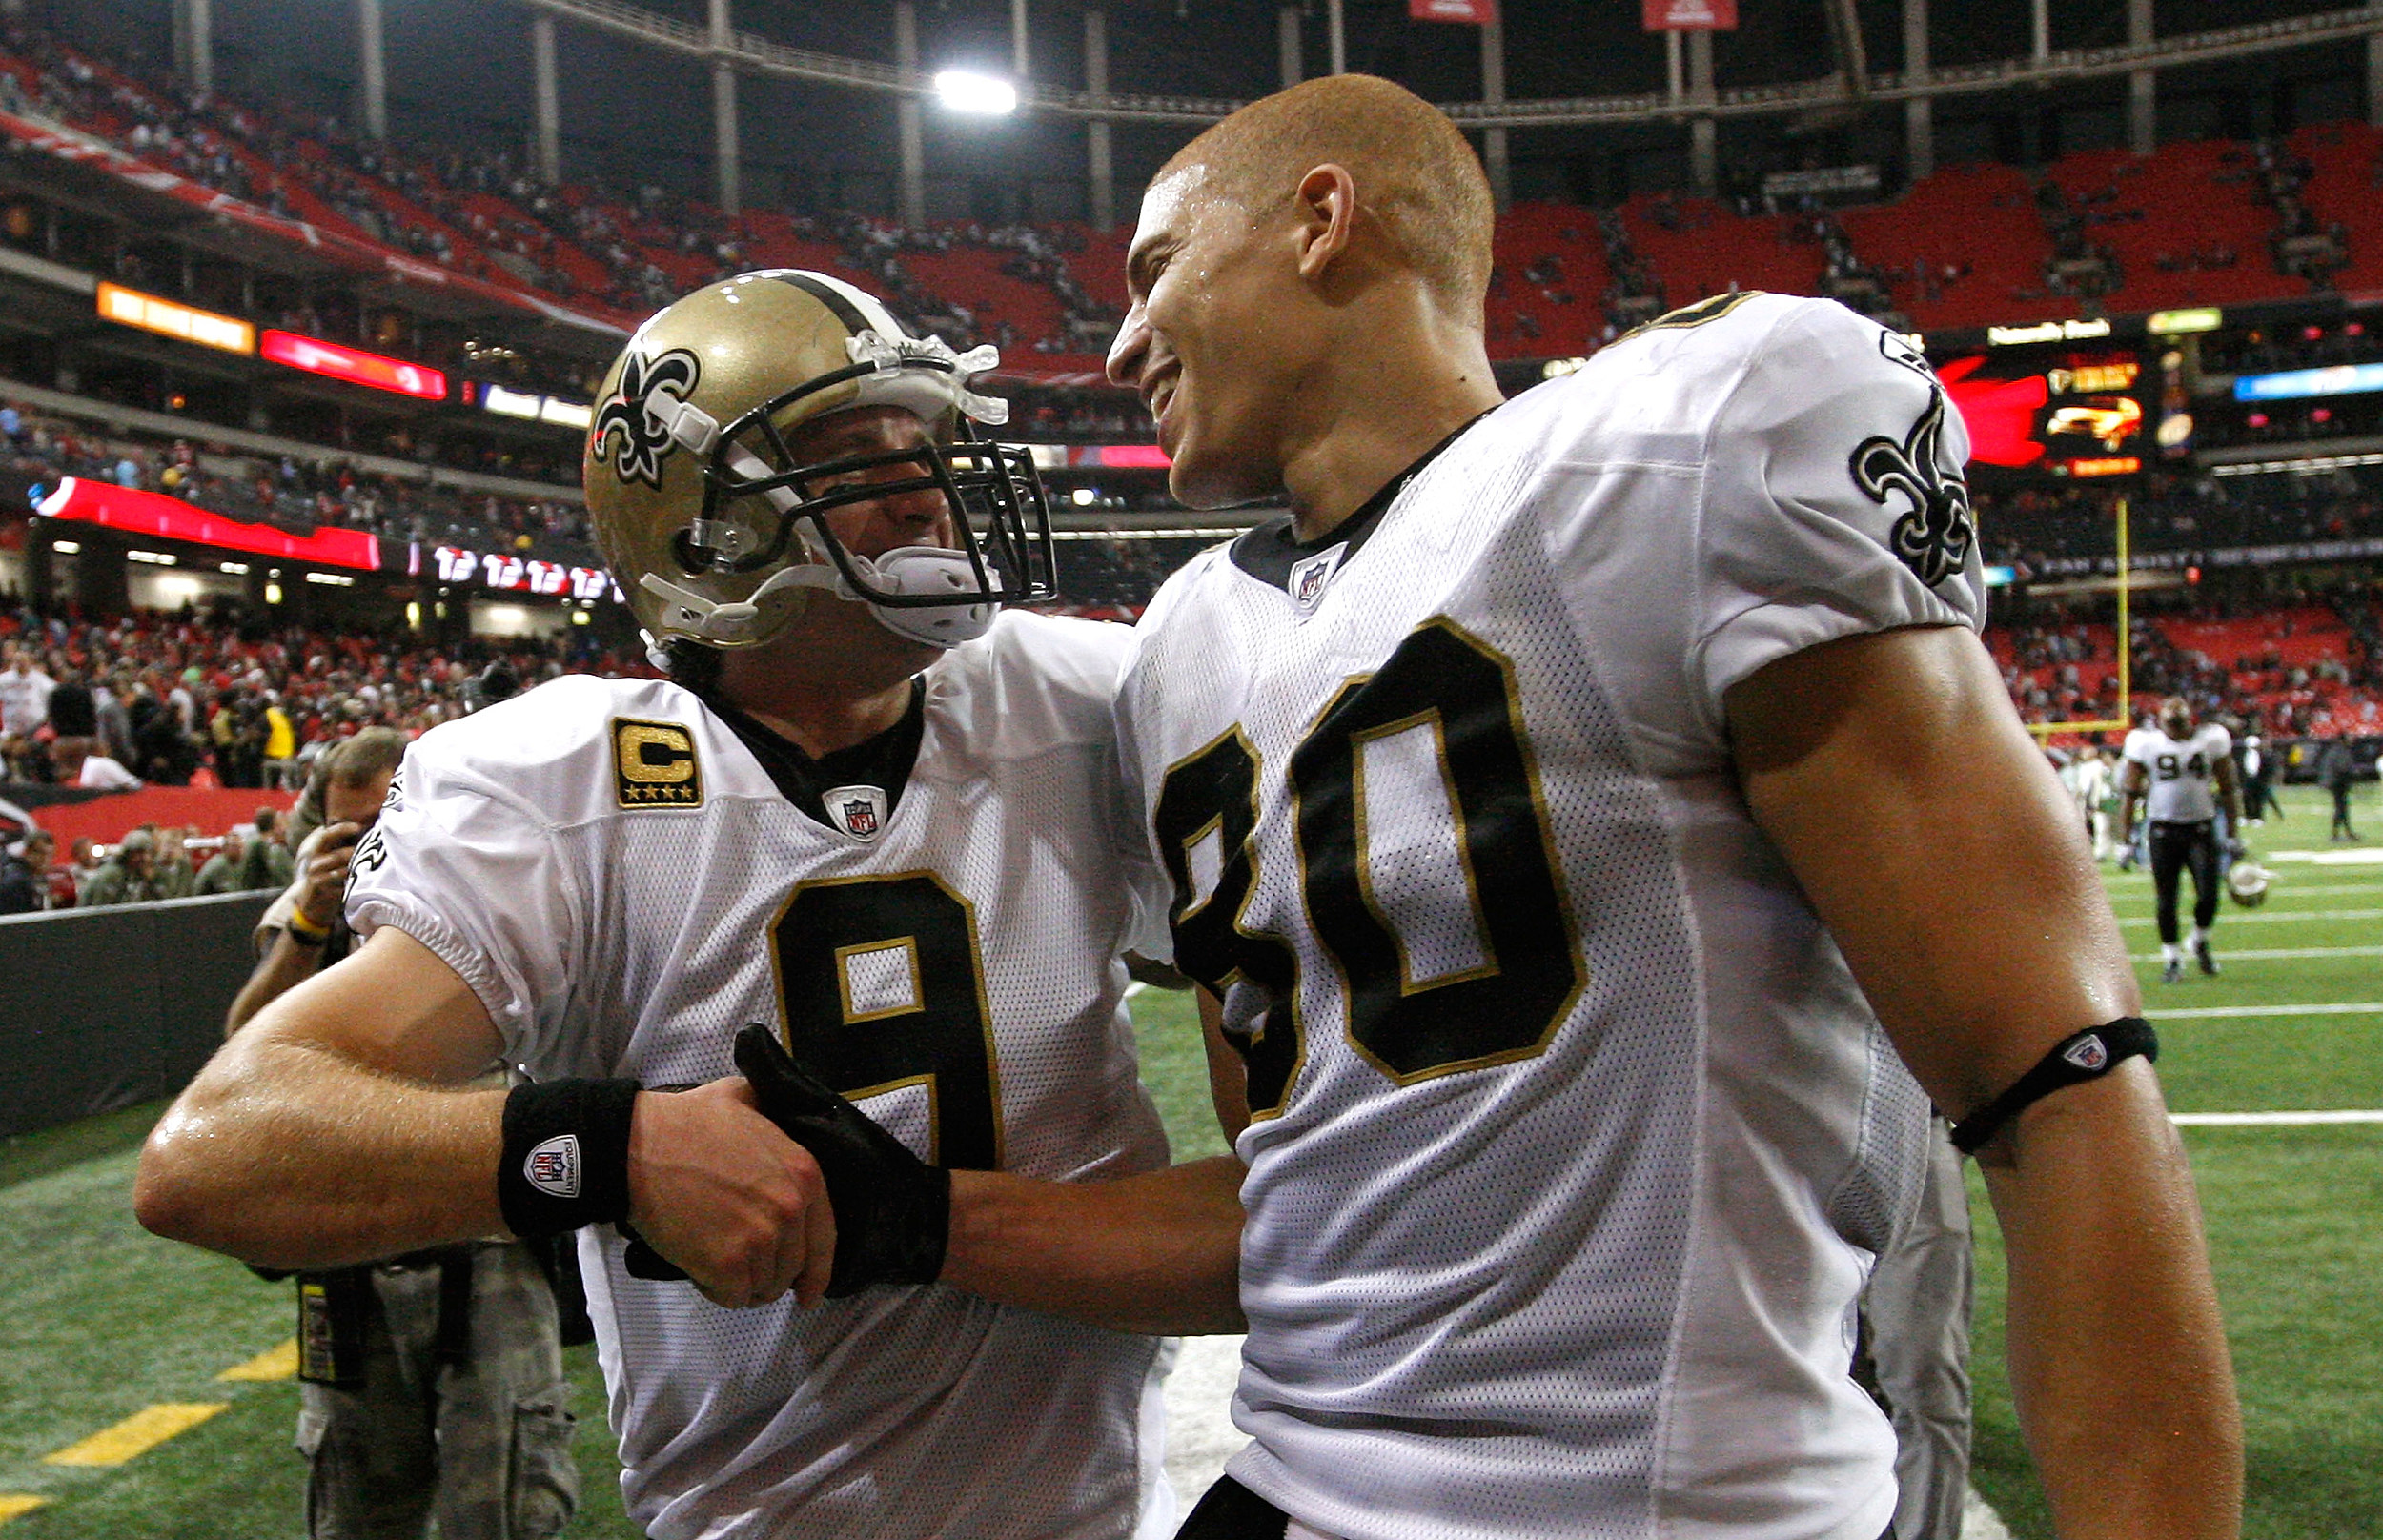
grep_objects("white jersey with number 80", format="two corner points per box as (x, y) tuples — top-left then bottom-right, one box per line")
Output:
(1117, 293), (1987, 1540)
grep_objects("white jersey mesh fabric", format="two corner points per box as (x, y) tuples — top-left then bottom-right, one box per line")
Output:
(1115, 294), (1986, 1540)
(349, 610), (1174, 1540)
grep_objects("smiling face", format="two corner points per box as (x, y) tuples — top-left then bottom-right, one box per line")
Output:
(1108, 167), (1316, 510)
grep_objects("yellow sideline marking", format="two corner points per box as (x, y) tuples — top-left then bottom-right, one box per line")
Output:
(0, 1495), (48, 1524)
(43, 1403), (228, 1467)
(217, 1339), (298, 1381)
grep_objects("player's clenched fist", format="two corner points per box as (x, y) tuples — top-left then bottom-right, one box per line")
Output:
(624, 1079), (838, 1308)
(613, 1027), (953, 1303)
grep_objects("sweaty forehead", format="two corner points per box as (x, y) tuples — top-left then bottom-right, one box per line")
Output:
(1130, 167), (1213, 255)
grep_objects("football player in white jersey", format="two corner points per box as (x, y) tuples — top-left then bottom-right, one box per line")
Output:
(2117, 697), (2244, 983)
(1102, 76), (2239, 1540)
(136, 273), (1247, 1540)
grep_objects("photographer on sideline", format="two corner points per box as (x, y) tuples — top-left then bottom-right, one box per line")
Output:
(227, 726), (579, 1540)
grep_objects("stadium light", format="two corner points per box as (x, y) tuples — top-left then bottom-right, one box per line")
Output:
(935, 71), (1017, 114)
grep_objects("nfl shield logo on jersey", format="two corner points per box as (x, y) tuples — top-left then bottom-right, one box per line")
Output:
(1286, 544), (1347, 616)
(826, 784), (889, 841)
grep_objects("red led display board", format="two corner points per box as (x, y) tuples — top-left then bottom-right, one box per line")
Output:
(1937, 347), (2149, 482)
(1642, 0), (1736, 29)
(260, 331), (448, 400)
(37, 478), (383, 570)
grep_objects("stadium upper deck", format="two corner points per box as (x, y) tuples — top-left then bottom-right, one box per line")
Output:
(7, 11), (2383, 378)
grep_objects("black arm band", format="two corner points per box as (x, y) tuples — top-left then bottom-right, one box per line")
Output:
(1950, 1017), (2158, 1155)
(498, 1078), (642, 1238)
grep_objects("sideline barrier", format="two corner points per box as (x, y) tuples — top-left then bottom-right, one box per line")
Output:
(0, 891), (272, 1139)
(19, 786), (300, 852)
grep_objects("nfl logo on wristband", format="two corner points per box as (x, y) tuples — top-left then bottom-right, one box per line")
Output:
(526, 1135), (581, 1199)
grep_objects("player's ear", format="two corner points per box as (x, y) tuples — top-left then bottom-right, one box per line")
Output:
(1292, 163), (1358, 284)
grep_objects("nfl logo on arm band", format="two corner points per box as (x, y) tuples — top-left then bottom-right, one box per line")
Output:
(524, 1135), (582, 1199)
(1950, 1018), (2157, 1154)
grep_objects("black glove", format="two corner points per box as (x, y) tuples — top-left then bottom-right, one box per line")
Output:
(2225, 837), (2248, 859)
(621, 1025), (951, 1299)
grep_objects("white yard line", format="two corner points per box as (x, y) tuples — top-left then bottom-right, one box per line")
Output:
(2129, 945), (2383, 962)
(2146, 1002), (2383, 1019)
(2115, 908), (2383, 925)
(2172, 1110), (2383, 1125)
(1964, 1489), (2015, 1540)
(2267, 847), (2383, 865)
(1162, 1334), (1247, 1507)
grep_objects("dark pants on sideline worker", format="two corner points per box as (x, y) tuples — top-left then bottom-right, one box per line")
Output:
(297, 1241), (577, 1540)
(2149, 818), (2221, 944)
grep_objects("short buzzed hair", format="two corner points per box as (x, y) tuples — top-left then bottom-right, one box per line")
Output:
(328, 726), (407, 788)
(1160, 74), (1495, 318)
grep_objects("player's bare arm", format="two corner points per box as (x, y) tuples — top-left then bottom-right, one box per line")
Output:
(1727, 623), (2241, 1540)
(942, 1156), (1245, 1335)
(2114, 756), (2149, 844)
(941, 985), (1247, 1334)
(137, 925), (840, 1309)
(2213, 750), (2246, 828)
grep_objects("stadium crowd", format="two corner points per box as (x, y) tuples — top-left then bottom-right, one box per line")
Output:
(0, 17), (1126, 363)
(1994, 582), (2383, 740)
(0, 602), (629, 785)
(1974, 469), (2383, 568)
(0, 599), (640, 910)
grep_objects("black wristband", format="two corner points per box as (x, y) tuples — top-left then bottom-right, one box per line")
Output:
(498, 1079), (642, 1238)
(1950, 1017), (2158, 1155)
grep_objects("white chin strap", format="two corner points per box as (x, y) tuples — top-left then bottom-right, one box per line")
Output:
(639, 439), (999, 651)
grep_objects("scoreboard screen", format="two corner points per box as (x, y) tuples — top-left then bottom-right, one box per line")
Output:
(1935, 346), (2149, 481)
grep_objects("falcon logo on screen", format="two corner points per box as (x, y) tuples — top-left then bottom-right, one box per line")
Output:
(1850, 390), (1976, 590)
(592, 348), (701, 489)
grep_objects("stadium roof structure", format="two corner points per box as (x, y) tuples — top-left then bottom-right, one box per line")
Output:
(521, 0), (2383, 129)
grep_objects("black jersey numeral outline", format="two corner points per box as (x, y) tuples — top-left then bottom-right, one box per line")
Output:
(766, 869), (1004, 1169)
(1152, 618), (1585, 1104)
(1152, 727), (1305, 1119)
(1290, 618), (1585, 1083)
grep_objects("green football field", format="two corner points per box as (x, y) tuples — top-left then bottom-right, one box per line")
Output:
(0, 780), (2373, 1536)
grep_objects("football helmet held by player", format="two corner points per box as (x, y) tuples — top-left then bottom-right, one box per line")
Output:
(2226, 860), (2271, 908)
(584, 270), (1056, 655)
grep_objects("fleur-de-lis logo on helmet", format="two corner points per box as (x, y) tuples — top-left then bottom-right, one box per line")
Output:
(1849, 388), (1975, 590)
(592, 348), (702, 490)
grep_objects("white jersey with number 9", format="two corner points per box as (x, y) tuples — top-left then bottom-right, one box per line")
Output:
(347, 610), (1174, 1540)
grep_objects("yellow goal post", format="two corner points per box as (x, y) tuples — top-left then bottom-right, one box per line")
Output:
(2024, 494), (2133, 739)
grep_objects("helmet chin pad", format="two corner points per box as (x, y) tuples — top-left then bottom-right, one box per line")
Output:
(640, 545), (997, 651)
(859, 546), (1000, 648)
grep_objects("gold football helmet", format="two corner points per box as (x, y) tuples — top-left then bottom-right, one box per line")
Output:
(583, 270), (1055, 653)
